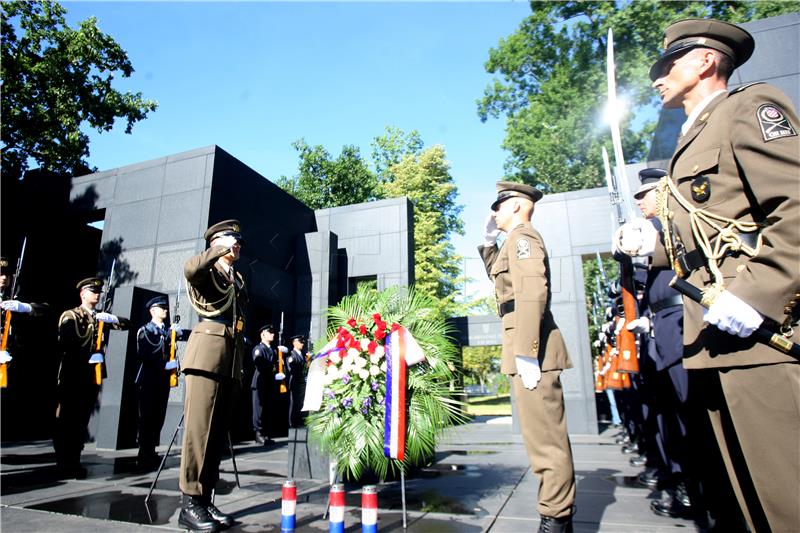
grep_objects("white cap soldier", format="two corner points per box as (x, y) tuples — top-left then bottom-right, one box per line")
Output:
(54, 276), (128, 478)
(135, 295), (184, 469)
(616, 17), (800, 532)
(178, 219), (248, 531)
(480, 181), (576, 532)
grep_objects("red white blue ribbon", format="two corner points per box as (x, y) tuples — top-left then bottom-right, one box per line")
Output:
(384, 326), (425, 460)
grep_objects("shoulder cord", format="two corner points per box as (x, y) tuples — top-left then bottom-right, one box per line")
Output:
(59, 310), (94, 346)
(138, 326), (165, 349)
(656, 176), (766, 305)
(185, 270), (234, 318)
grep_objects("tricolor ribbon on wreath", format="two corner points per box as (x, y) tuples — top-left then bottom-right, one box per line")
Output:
(301, 323), (426, 461)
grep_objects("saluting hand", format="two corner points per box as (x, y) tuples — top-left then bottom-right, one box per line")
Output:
(482, 213), (501, 247)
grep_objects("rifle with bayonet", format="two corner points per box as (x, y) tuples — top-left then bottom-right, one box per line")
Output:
(93, 259), (116, 385)
(0, 237), (27, 388)
(604, 28), (639, 375)
(277, 312), (287, 393)
(169, 277), (182, 388)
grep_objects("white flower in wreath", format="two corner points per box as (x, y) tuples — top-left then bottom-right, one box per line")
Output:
(369, 353), (380, 365)
(358, 369), (369, 380)
(354, 355), (367, 368)
(346, 348), (359, 360)
(380, 361), (387, 372)
(329, 351), (341, 364)
(360, 338), (370, 352)
(374, 345), (385, 358)
(369, 365), (381, 377)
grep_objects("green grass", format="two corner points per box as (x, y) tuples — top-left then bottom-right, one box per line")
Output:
(465, 393), (511, 416)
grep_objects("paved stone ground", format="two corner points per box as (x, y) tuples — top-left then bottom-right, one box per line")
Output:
(1, 418), (698, 532)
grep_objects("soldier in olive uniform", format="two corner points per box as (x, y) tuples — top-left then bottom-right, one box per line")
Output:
(178, 219), (248, 532)
(479, 182), (576, 533)
(618, 19), (800, 532)
(135, 296), (187, 469)
(54, 277), (128, 478)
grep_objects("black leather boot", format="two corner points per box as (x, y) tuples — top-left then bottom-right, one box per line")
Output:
(538, 514), (573, 533)
(254, 431), (266, 445)
(178, 495), (220, 532)
(201, 493), (233, 529)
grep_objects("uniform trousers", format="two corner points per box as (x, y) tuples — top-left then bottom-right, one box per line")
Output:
(695, 363), (800, 533)
(511, 370), (576, 518)
(137, 382), (170, 458)
(179, 371), (233, 497)
(54, 378), (99, 468)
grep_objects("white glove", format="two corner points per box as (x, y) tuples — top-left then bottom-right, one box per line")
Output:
(88, 353), (105, 364)
(704, 290), (764, 338)
(274, 372), (286, 381)
(626, 316), (651, 334)
(0, 300), (32, 313)
(515, 355), (542, 390)
(613, 218), (658, 257)
(169, 323), (182, 333)
(95, 312), (119, 325)
(0, 351), (12, 364)
(614, 317), (625, 335)
(164, 360), (179, 370)
(482, 213), (501, 247)
(216, 235), (238, 249)
(278, 345), (289, 354)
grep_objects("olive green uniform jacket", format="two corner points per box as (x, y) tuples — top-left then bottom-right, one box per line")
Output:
(653, 83), (800, 369)
(479, 222), (572, 373)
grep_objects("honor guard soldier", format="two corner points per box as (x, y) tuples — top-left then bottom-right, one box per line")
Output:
(178, 219), (248, 532)
(54, 277), (129, 478)
(617, 19), (800, 532)
(286, 334), (307, 428)
(251, 324), (286, 445)
(479, 181), (576, 532)
(135, 296), (188, 469)
(1, 256), (43, 369)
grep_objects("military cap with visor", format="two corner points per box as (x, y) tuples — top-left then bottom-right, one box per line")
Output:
(650, 18), (754, 81)
(290, 334), (305, 343)
(146, 296), (169, 309)
(634, 168), (668, 199)
(491, 181), (543, 211)
(77, 277), (104, 292)
(204, 219), (243, 244)
(258, 324), (275, 334)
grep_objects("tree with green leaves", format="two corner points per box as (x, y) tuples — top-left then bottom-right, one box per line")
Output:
(478, 0), (799, 193)
(1, 0), (157, 181)
(382, 145), (464, 316)
(461, 345), (501, 387)
(276, 139), (378, 210)
(278, 128), (465, 317)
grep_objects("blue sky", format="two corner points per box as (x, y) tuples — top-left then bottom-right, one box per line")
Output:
(63, 1), (534, 300)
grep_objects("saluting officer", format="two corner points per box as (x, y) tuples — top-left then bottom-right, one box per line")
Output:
(286, 334), (307, 428)
(54, 277), (128, 478)
(618, 19), (800, 532)
(178, 219), (248, 532)
(135, 296), (187, 469)
(479, 181), (576, 533)
(251, 324), (286, 445)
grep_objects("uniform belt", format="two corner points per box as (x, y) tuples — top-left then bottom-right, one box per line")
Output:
(675, 231), (760, 278)
(650, 295), (683, 313)
(499, 300), (515, 317)
(199, 317), (233, 327)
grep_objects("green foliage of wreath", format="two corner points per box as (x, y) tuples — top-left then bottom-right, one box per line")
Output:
(305, 284), (467, 481)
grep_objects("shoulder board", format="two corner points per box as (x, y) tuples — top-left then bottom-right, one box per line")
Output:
(730, 82), (764, 95)
(58, 309), (77, 325)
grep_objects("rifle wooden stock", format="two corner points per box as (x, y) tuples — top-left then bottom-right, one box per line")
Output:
(1, 310), (11, 388)
(670, 276), (800, 359)
(278, 351), (287, 393)
(169, 329), (178, 387)
(617, 257), (640, 374)
(94, 321), (104, 385)
(605, 352), (623, 390)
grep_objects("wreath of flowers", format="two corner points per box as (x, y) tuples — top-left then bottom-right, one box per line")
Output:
(306, 285), (465, 481)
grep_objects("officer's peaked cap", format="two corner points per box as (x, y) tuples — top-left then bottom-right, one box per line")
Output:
(204, 219), (242, 242)
(259, 324), (275, 334)
(146, 296), (169, 309)
(650, 18), (754, 81)
(290, 334), (305, 343)
(77, 277), (104, 292)
(634, 168), (668, 199)
(491, 181), (543, 211)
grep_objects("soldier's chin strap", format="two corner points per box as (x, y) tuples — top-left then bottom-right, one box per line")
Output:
(655, 175), (767, 293)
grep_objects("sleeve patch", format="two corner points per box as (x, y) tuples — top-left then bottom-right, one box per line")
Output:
(516, 238), (531, 259)
(757, 104), (797, 142)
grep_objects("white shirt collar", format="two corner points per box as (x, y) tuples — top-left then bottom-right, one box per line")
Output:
(681, 89), (727, 136)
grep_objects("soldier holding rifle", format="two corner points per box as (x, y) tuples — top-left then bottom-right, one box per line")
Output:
(54, 276), (128, 479)
(178, 219), (248, 532)
(616, 18), (799, 532)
